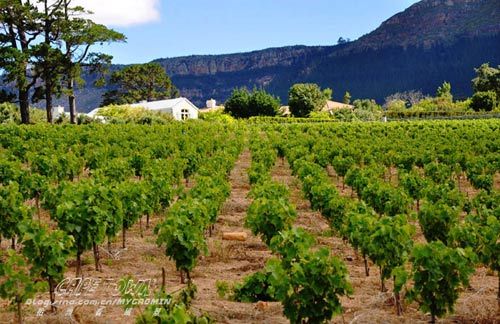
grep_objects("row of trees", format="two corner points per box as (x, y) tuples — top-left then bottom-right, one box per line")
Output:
(0, 0), (125, 124)
(224, 83), (336, 118)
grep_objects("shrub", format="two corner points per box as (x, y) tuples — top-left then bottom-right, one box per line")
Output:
(225, 88), (279, 118)
(470, 91), (497, 112)
(199, 109), (235, 123)
(0, 103), (20, 124)
(408, 242), (476, 323)
(96, 104), (174, 124)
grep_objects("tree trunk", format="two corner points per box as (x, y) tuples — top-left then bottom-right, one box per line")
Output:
(395, 290), (402, 316)
(93, 242), (101, 271)
(76, 251), (82, 277)
(430, 313), (436, 324)
(16, 299), (23, 324)
(43, 0), (54, 124)
(180, 270), (185, 284)
(416, 199), (420, 212)
(49, 277), (56, 313)
(11, 237), (16, 250)
(19, 89), (30, 124)
(122, 228), (126, 249)
(146, 214), (150, 229)
(68, 78), (77, 124)
(186, 270), (191, 283)
(139, 218), (143, 238)
(380, 271), (386, 292)
(363, 255), (370, 277)
(161, 267), (166, 292)
(45, 85), (53, 123)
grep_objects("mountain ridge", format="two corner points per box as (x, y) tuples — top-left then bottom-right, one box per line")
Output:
(3, 0), (499, 111)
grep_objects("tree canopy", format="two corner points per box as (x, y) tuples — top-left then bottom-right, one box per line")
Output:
(102, 63), (179, 106)
(472, 63), (500, 98)
(288, 83), (332, 117)
(0, 0), (124, 124)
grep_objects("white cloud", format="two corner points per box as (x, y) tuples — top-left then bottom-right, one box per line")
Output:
(74, 0), (161, 27)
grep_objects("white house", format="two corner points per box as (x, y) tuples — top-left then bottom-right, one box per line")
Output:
(131, 98), (199, 120)
(88, 97), (199, 121)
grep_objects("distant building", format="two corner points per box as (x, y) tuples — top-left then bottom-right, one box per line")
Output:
(52, 106), (65, 120)
(322, 100), (354, 111)
(206, 99), (217, 109)
(88, 98), (199, 121)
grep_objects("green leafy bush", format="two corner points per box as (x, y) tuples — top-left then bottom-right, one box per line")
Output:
(269, 249), (352, 324)
(408, 242), (476, 323)
(470, 91), (497, 112)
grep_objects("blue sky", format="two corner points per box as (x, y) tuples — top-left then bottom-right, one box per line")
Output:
(90, 0), (420, 64)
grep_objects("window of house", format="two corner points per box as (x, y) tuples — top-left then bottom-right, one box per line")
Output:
(181, 109), (189, 120)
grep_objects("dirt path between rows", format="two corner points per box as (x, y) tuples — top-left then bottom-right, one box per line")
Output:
(192, 150), (286, 323)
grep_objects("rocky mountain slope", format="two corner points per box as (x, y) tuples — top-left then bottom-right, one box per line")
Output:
(154, 0), (500, 108)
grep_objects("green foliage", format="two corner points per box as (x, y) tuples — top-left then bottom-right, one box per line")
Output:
(0, 250), (47, 322)
(270, 248), (352, 324)
(343, 206), (376, 259)
(470, 91), (497, 112)
(269, 227), (315, 267)
(424, 161), (453, 185)
(332, 155), (355, 178)
(232, 270), (276, 302)
(155, 198), (208, 276)
(472, 63), (500, 98)
(0, 103), (20, 124)
(0, 182), (31, 242)
(418, 201), (459, 244)
(408, 242), (476, 322)
(399, 169), (428, 204)
(118, 180), (150, 230)
(246, 196), (297, 246)
(352, 99), (382, 112)
(368, 215), (414, 290)
(198, 109), (236, 123)
(143, 159), (182, 211)
(102, 63), (178, 106)
(360, 180), (411, 216)
(224, 88), (251, 118)
(19, 221), (74, 282)
(249, 89), (281, 116)
(343, 91), (351, 104)
(224, 88), (280, 118)
(94, 105), (174, 124)
(385, 99), (407, 113)
(454, 192), (499, 275)
(288, 83), (332, 117)
(436, 81), (453, 101)
(52, 179), (123, 273)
